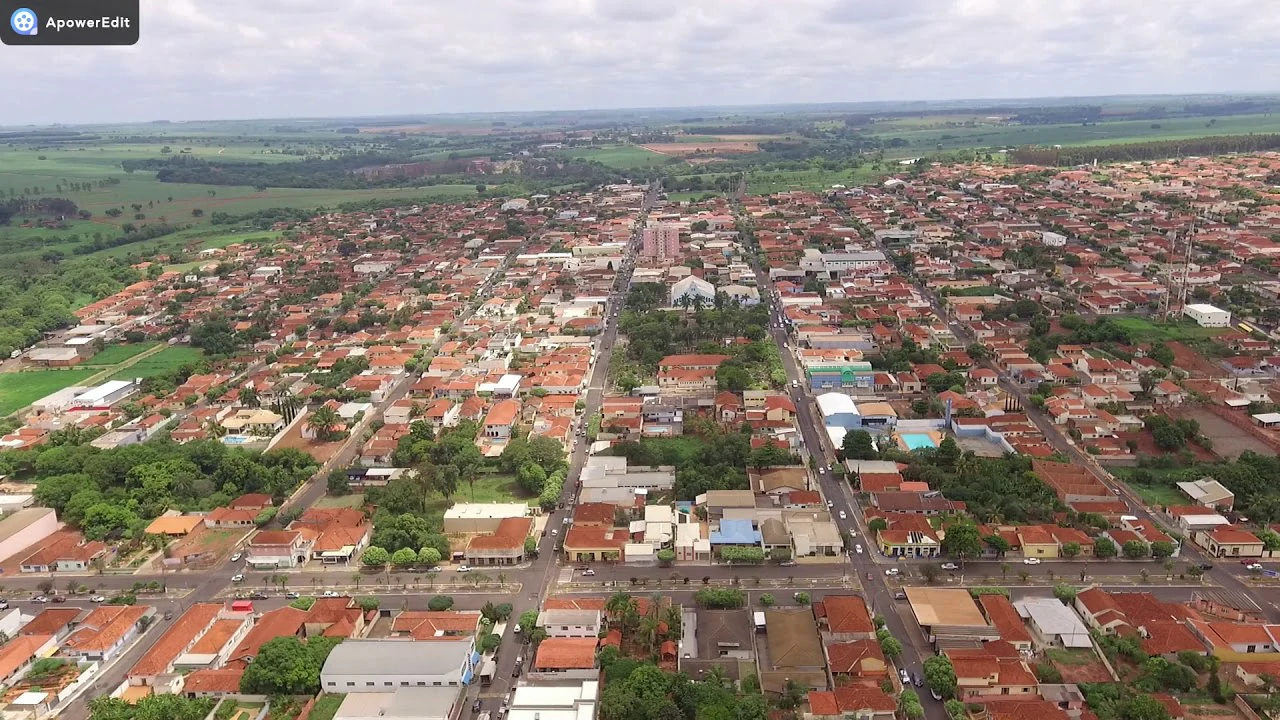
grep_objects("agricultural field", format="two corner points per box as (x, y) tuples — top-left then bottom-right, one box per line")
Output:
(642, 141), (761, 156)
(0, 368), (98, 416)
(107, 346), (204, 381)
(745, 166), (887, 194)
(559, 145), (672, 169)
(865, 112), (1280, 155)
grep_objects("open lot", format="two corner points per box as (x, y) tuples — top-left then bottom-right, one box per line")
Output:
(1167, 341), (1226, 379)
(1111, 317), (1228, 343)
(0, 368), (98, 416)
(83, 342), (159, 366)
(643, 141), (760, 156)
(1044, 647), (1112, 683)
(560, 145), (672, 169)
(107, 346), (204, 380)
(1177, 406), (1275, 459)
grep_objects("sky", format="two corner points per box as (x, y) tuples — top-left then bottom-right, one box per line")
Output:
(5, 0), (1280, 125)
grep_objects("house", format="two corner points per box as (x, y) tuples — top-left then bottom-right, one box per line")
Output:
(679, 608), (755, 681)
(203, 506), (259, 530)
(807, 688), (897, 720)
(825, 640), (889, 684)
(748, 467), (810, 496)
(389, 611), (482, 641)
(321, 638), (478, 691)
(19, 532), (108, 573)
(562, 525), (628, 563)
(145, 514), (204, 537)
(1073, 588), (1206, 658)
(1175, 478), (1235, 510)
(465, 516), (533, 566)
(1013, 598), (1091, 649)
(246, 529), (315, 569)
(814, 595), (875, 641)
(759, 607), (827, 692)
(482, 400), (520, 440)
(0, 634), (58, 687)
(978, 595), (1033, 652)
(60, 604), (154, 662)
(537, 609), (602, 638)
(0, 508), (60, 565)
(1194, 526), (1263, 559)
(532, 637), (599, 679)
(220, 409), (284, 436)
(945, 646), (1039, 700)
(875, 514), (941, 559)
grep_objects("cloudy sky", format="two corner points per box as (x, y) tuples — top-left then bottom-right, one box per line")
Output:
(7, 0), (1280, 125)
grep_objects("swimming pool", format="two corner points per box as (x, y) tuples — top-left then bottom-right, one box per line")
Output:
(900, 433), (939, 451)
(222, 435), (253, 445)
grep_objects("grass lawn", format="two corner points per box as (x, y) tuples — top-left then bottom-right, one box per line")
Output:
(746, 166), (886, 194)
(1111, 467), (1188, 507)
(307, 695), (345, 720)
(1111, 317), (1228, 343)
(423, 473), (534, 524)
(107, 346), (203, 380)
(1045, 648), (1096, 666)
(84, 342), (158, 366)
(0, 368), (98, 416)
(942, 286), (1006, 297)
(315, 493), (366, 509)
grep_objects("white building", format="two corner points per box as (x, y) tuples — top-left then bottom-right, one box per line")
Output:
(508, 681), (599, 720)
(71, 380), (137, 410)
(537, 609), (603, 638)
(321, 639), (477, 692)
(670, 276), (716, 307)
(1040, 231), (1068, 247)
(1183, 303), (1231, 328)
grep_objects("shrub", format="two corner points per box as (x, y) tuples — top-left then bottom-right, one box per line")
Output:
(428, 595), (454, 611)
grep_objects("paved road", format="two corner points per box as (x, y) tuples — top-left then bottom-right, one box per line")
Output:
(741, 225), (947, 720)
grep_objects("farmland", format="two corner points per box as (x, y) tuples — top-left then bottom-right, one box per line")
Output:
(559, 145), (672, 169)
(107, 346), (204, 381)
(0, 368), (99, 416)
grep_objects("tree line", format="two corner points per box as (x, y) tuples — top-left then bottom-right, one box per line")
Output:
(1010, 133), (1280, 166)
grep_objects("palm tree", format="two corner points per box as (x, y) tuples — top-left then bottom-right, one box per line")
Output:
(639, 615), (662, 655)
(1000, 562), (1010, 580)
(704, 664), (728, 688)
(497, 572), (508, 586)
(307, 405), (340, 441)
(240, 385), (260, 408)
(605, 592), (634, 627)
(352, 573), (362, 590)
(662, 605), (682, 637)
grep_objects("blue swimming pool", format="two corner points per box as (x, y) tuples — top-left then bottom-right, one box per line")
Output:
(900, 433), (939, 450)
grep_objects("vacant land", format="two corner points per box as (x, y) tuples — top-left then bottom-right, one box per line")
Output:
(307, 695), (345, 720)
(0, 368), (98, 416)
(1045, 648), (1112, 683)
(1111, 317), (1227, 343)
(643, 141), (760, 156)
(107, 346), (204, 380)
(84, 342), (159, 366)
(1114, 473), (1188, 509)
(1177, 407), (1275, 460)
(746, 166), (887, 194)
(315, 493), (366, 510)
(561, 145), (671, 169)
(1167, 341), (1226, 378)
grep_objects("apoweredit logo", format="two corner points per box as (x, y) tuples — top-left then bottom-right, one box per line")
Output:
(10, 8), (39, 35)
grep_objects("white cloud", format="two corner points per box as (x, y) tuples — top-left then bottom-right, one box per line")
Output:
(3, 0), (1278, 124)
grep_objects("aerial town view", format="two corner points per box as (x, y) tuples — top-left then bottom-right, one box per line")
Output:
(4, 4), (1280, 720)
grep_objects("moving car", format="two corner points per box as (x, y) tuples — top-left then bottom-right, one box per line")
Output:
(52, 595), (67, 603)
(931, 689), (943, 701)
(894, 592), (907, 600)
(249, 592), (268, 600)
(1023, 557), (1041, 565)
(473, 700), (483, 714)
(780, 560), (797, 567)
(230, 552), (242, 562)
(33, 596), (49, 603)
(231, 574), (245, 582)
(1246, 563), (1264, 571)
(323, 590), (341, 597)
(580, 569), (595, 576)
(456, 565), (471, 572)
(855, 544), (863, 554)
(885, 568), (900, 576)
(826, 500), (834, 509)
(838, 511), (847, 520)
(285, 591), (300, 599)
(940, 563), (959, 571)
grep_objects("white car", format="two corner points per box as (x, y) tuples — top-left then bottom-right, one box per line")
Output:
(899, 668), (911, 684)
(838, 511), (847, 520)
(323, 590), (340, 597)
(580, 569), (595, 576)
(90, 595), (106, 603)
(855, 544), (863, 554)
(231, 574), (245, 582)
(562, 517), (570, 524)
(551, 529), (558, 536)
(940, 563), (959, 571)
(885, 568), (900, 576)
(1246, 563), (1264, 571)
(456, 565), (471, 572)
(230, 552), (242, 562)
(1023, 557), (1041, 565)
(826, 500), (834, 509)
(849, 530), (857, 538)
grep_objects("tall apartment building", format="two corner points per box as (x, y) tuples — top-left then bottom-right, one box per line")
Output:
(641, 223), (681, 260)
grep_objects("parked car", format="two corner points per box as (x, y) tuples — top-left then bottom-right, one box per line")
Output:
(899, 668), (911, 684)
(456, 565), (471, 573)
(1023, 557), (1041, 565)
(779, 560), (797, 567)
(1246, 563), (1264, 571)
(231, 574), (245, 582)
(285, 592), (300, 599)
(885, 568), (900, 576)
(931, 689), (943, 701)
(230, 552), (242, 562)
(913, 674), (923, 688)
(580, 569), (595, 576)
(1199, 563), (1214, 571)
(826, 500), (834, 509)
(163, 611), (173, 620)
(33, 596), (49, 603)
(90, 595), (106, 603)
(323, 590), (341, 597)
(940, 563), (959, 571)
(512, 666), (521, 678)
(894, 592), (908, 600)
(249, 592), (268, 600)
(0, 601), (8, 610)
(51, 595), (67, 604)
(473, 700), (483, 714)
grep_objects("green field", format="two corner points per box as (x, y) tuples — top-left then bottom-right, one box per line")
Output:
(560, 145), (672, 169)
(84, 342), (158, 366)
(865, 112), (1280, 156)
(1110, 317), (1228, 343)
(745, 166), (887, 194)
(0, 368), (99, 416)
(666, 191), (725, 203)
(0, 145), (510, 256)
(107, 346), (204, 380)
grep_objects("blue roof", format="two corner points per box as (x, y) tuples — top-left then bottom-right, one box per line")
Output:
(710, 519), (762, 545)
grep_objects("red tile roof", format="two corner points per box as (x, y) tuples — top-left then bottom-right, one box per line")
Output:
(534, 637), (598, 670)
